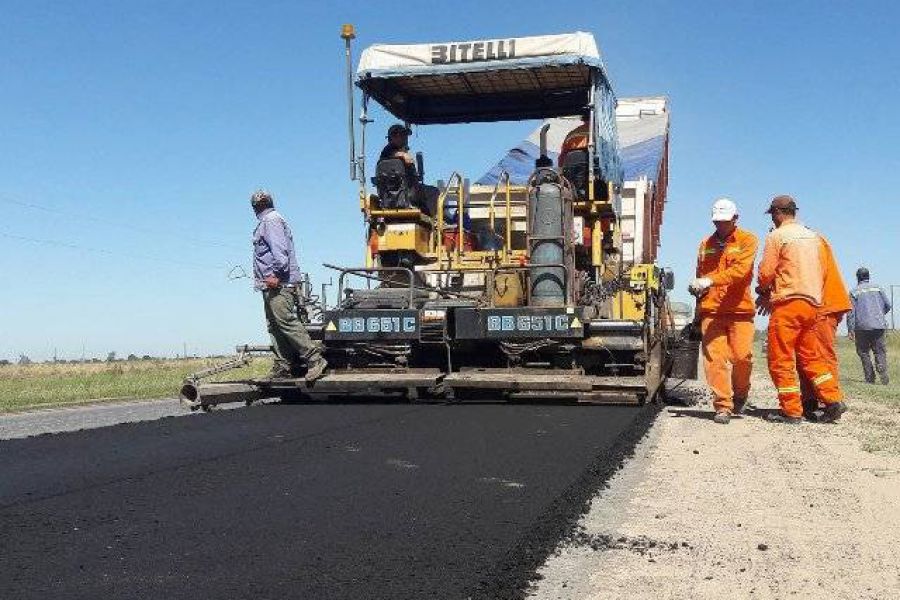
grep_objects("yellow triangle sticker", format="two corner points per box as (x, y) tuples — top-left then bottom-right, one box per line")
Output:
(325, 321), (337, 332)
(570, 317), (582, 329)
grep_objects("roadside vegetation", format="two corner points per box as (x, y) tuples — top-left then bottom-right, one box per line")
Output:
(753, 330), (899, 454)
(834, 331), (900, 454)
(0, 357), (271, 413)
(835, 331), (900, 403)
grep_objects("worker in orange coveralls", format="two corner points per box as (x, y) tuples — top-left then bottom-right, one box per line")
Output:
(801, 236), (851, 420)
(688, 198), (758, 425)
(757, 235), (851, 420)
(756, 195), (847, 424)
(557, 117), (588, 168)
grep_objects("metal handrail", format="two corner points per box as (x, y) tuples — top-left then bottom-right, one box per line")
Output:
(330, 265), (417, 308)
(435, 171), (464, 266)
(487, 170), (511, 261)
(326, 263), (480, 305)
(505, 175), (513, 262)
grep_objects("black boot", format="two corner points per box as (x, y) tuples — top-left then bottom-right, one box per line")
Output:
(820, 401), (848, 423)
(766, 412), (802, 425)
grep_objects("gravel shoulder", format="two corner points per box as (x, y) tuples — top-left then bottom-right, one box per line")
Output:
(528, 373), (900, 600)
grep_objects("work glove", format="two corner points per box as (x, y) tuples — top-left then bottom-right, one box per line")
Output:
(688, 277), (712, 297)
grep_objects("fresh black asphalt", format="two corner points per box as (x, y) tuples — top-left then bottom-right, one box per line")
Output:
(0, 402), (658, 599)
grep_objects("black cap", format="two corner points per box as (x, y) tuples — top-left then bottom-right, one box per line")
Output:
(765, 195), (798, 214)
(387, 123), (411, 138)
(856, 267), (870, 281)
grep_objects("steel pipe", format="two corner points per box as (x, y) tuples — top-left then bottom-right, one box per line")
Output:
(180, 382), (265, 407)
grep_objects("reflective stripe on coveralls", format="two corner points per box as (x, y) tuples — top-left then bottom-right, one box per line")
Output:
(701, 317), (755, 413)
(695, 228), (758, 316)
(799, 313), (843, 405)
(696, 227), (758, 412)
(768, 298), (842, 418)
(799, 236), (849, 407)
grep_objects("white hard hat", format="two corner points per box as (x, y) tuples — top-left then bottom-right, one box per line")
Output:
(711, 198), (738, 222)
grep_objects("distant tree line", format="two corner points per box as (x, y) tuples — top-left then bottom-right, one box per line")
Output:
(0, 353), (220, 366)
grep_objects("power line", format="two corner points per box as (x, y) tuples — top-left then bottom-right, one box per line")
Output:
(0, 229), (230, 270)
(0, 195), (247, 253)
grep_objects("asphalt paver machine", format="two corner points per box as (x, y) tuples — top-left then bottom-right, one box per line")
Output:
(182, 28), (682, 410)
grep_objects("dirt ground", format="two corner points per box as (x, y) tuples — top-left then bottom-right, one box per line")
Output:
(528, 370), (900, 600)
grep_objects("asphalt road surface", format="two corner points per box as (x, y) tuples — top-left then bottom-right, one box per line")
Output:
(0, 402), (658, 599)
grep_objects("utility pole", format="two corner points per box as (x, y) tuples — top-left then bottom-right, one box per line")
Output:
(891, 285), (898, 330)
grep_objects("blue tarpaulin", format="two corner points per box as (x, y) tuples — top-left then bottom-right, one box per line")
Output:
(477, 99), (668, 187)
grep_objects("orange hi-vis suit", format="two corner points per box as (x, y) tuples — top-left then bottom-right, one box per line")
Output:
(799, 235), (851, 407)
(758, 222), (842, 418)
(558, 123), (588, 167)
(696, 227), (758, 413)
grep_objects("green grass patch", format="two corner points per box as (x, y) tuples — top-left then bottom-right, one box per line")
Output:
(836, 330), (900, 454)
(0, 357), (272, 413)
(835, 330), (900, 407)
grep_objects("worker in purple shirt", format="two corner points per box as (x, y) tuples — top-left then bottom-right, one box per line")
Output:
(251, 190), (327, 381)
(848, 267), (892, 385)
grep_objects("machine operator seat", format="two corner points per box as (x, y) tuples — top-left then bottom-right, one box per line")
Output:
(374, 157), (416, 210)
(560, 149), (590, 201)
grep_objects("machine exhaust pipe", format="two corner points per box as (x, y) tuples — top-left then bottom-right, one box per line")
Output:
(539, 123), (550, 157)
(180, 381), (265, 408)
(535, 123), (552, 168)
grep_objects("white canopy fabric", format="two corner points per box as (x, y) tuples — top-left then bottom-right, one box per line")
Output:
(354, 31), (613, 126)
(357, 32), (601, 75)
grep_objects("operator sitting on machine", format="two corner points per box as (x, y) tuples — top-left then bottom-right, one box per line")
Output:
(378, 124), (438, 216)
(379, 123), (416, 167)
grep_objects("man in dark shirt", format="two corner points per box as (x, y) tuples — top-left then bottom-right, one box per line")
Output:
(848, 267), (892, 385)
(378, 123), (437, 215)
(380, 123), (415, 168)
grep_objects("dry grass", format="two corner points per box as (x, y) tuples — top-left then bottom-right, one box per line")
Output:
(0, 357), (271, 413)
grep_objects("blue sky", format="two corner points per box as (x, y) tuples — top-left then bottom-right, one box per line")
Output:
(2, 0), (898, 360)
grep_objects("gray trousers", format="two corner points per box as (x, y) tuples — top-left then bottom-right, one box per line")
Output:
(854, 329), (888, 383)
(263, 286), (319, 370)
